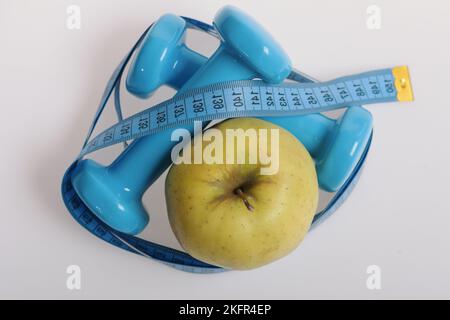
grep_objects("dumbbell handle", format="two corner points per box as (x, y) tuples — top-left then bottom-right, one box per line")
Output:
(264, 114), (332, 158)
(109, 130), (177, 192)
(166, 46), (206, 90)
(179, 46), (256, 94)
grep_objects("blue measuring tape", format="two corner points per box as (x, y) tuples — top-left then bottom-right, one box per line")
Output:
(61, 17), (412, 273)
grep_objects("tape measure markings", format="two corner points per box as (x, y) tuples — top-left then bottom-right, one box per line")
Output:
(81, 68), (405, 159)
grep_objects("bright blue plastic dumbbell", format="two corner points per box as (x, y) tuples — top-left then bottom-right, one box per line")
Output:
(71, 5), (291, 234)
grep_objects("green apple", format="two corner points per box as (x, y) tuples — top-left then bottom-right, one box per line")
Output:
(165, 118), (318, 270)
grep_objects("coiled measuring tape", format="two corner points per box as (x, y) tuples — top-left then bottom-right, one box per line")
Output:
(61, 17), (413, 273)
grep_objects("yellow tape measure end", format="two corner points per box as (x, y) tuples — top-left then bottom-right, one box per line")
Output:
(393, 66), (414, 102)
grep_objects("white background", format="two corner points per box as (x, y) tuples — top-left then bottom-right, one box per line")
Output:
(1, 0), (449, 299)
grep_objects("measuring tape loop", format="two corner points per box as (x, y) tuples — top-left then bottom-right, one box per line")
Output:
(61, 16), (411, 273)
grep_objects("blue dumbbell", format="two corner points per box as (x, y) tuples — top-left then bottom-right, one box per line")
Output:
(71, 5), (291, 234)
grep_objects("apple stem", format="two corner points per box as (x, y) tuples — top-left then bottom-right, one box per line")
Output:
(234, 188), (254, 212)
